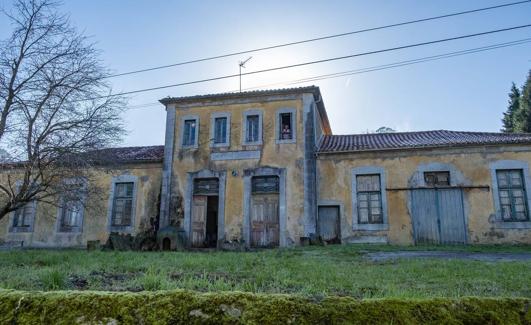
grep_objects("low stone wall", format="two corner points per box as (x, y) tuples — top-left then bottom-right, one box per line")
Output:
(0, 290), (529, 324)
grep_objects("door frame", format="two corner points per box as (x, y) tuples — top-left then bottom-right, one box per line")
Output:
(317, 200), (343, 243)
(184, 169), (226, 248)
(243, 167), (287, 248)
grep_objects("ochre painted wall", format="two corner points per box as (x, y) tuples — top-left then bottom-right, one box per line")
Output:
(170, 97), (306, 245)
(317, 146), (531, 245)
(0, 163), (162, 248)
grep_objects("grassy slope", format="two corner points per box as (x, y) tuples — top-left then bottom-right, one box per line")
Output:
(0, 245), (529, 298)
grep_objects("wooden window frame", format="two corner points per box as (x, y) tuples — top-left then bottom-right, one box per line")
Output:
(424, 171), (450, 187)
(356, 174), (384, 225)
(351, 166), (389, 231)
(180, 115), (199, 149)
(275, 108), (296, 144)
(210, 112), (230, 148)
(242, 110), (263, 145)
(496, 169), (529, 222)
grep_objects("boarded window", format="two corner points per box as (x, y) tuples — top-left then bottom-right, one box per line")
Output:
(496, 169), (529, 221)
(193, 178), (219, 195)
(111, 182), (134, 226)
(13, 203), (34, 228)
(246, 115), (259, 143)
(356, 174), (383, 224)
(252, 176), (279, 194)
(213, 117), (227, 144)
(424, 171), (450, 187)
(183, 119), (197, 146)
(279, 113), (293, 140)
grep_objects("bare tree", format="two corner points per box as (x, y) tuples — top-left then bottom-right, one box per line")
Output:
(0, 0), (125, 220)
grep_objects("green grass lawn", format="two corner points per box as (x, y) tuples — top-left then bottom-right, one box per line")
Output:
(0, 245), (529, 299)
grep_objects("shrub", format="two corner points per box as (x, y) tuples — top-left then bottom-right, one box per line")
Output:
(38, 269), (67, 291)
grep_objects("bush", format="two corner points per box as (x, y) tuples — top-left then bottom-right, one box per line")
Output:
(0, 290), (529, 324)
(38, 269), (67, 290)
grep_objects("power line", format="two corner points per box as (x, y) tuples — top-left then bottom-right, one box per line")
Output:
(123, 38), (531, 110)
(95, 24), (531, 100)
(244, 38), (531, 90)
(107, 0), (531, 78)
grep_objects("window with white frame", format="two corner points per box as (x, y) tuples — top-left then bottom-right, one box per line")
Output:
(496, 169), (529, 222)
(111, 182), (134, 226)
(356, 174), (383, 224)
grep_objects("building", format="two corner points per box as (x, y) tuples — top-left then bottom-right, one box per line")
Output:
(1, 86), (531, 248)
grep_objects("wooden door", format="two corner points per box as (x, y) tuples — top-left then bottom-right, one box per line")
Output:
(411, 188), (467, 244)
(250, 194), (279, 247)
(191, 195), (207, 247)
(318, 206), (340, 243)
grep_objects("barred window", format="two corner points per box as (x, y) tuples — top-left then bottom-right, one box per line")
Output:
(356, 174), (383, 224)
(496, 169), (529, 221)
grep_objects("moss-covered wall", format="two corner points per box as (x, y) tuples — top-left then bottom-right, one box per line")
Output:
(0, 290), (529, 324)
(0, 163), (162, 248)
(317, 146), (531, 245)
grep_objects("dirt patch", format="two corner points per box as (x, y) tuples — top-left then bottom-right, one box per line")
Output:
(366, 251), (531, 262)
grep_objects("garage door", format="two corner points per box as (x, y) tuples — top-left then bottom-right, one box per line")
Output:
(411, 188), (467, 244)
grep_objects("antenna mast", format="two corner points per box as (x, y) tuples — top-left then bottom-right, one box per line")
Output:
(238, 56), (252, 92)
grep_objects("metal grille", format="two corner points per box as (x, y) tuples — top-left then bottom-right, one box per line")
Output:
(193, 178), (219, 195)
(252, 176), (279, 194)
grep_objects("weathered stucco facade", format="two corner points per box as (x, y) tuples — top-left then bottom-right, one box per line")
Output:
(317, 146), (531, 245)
(1, 86), (531, 248)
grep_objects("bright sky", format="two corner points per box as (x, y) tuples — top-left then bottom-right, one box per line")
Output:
(1, 0), (530, 146)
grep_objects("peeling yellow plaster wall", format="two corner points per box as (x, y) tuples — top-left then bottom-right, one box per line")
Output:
(171, 97), (306, 244)
(0, 163), (162, 247)
(317, 146), (531, 245)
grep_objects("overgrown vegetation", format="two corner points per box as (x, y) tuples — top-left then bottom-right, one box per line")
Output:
(0, 245), (529, 298)
(0, 290), (529, 324)
(502, 69), (531, 132)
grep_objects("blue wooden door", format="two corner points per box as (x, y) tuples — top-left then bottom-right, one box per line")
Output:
(411, 188), (467, 244)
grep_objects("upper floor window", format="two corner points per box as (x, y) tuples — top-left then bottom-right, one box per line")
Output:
(356, 174), (383, 224)
(111, 182), (134, 227)
(424, 171), (450, 187)
(246, 115), (259, 143)
(210, 112), (231, 148)
(275, 108), (296, 144)
(496, 169), (529, 221)
(214, 117), (227, 144)
(279, 113), (293, 140)
(183, 119), (197, 146)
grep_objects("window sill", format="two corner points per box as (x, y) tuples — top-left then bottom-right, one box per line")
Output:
(9, 227), (33, 233)
(275, 139), (296, 144)
(491, 221), (531, 229)
(352, 224), (389, 231)
(110, 225), (133, 233)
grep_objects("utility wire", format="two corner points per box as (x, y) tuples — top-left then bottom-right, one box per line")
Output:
(94, 24), (531, 101)
(124, 38), (531, 110)
(243, 38), (531, 90)
(107, 0), (531, 78)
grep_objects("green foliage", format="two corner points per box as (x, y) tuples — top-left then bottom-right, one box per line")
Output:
(505, 70), (531, 132)
(38, 269), (67, 290)
(502, 83), (520, 132)
(0, 245), (529, 298)
(0, 290), (529, 324)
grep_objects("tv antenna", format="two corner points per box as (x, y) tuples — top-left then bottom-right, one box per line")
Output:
(238, 56), (252, 92)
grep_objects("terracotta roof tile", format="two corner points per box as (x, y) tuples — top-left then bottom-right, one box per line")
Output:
(317, 130), (531, 153)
